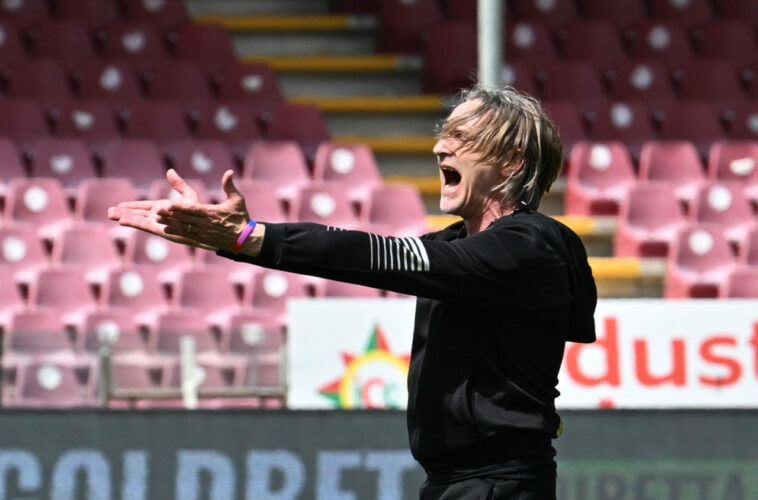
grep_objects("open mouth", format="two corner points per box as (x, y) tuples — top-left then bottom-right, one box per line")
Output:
(440, 166), (461, 189)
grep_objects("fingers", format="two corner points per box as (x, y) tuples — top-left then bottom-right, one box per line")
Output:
(221, 169), (243, 201)
(167, 168), (199, 202)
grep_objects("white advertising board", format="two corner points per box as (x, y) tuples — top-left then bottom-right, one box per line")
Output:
(287, 299), (758, 409)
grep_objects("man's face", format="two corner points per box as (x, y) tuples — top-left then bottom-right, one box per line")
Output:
(433, 99), (506, 219)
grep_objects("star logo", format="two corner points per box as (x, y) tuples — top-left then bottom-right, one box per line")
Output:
(318, 325), (410, 409)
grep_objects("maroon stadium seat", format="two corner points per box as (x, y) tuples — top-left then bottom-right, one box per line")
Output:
(422, 21), (477, 95)
(586, 101), (657, 162)
(172, 269), (242, 329)
(28, 268), (97, 327)
(28, 20), (98, 69)
(173, 24), (237, 74)
(242, 140), (311, 204)
(501, 62), (538, 96)
(673, 60), (746, 114)
(555, 21), (627, 68)
(81, 309), (145, 355)
(0, 99), (51, 150)
(0, 0), (49, 30)
(164, 140), (237, 201)
(623, 21), (694, 70)
(312, 142), (382, 206)
(100, 139), (167, 196)
(122, 0), (189, 37)
(504, 21), (557, 71)
(101, 22), (169, 73)
(509, 0), (578, 30)
(72, 60), (143, 109)
(290, 183), (361, 229)
(144, 61), (215, 115)
(739, 226), (758, 266)
(28, 138), (97, 197)
(655, 102), (727, 159)
(265, 104), (331, 163)
(120, 99), (193, 148)
(690, 20), (757, 66)
(648, 0), (713, 28)
(243, 270), (309, 324)
(194, 101), (264, 160)
(720, 267), (758, 298)
(0, 21), (28, 67)
(12, 360), (96, 408)
(52, 99), (121, 154)
(101, 266), (171, 330)
(0, 138), (28, 198)
(581, 0), (647, 26)
(56, 0), (120, 32)
(537, 61), (607, 111)
(665, 224), (735, 298)
(3, 178), (72, 240)
(707, 141), (758, 207)
(122, 230), (195, 287)
(362, 184), (429, 237)
(638, 140), (706, 210)
(376, 0), (443, 53)
(212, 62), (284, 117)
(690, 181), (755, 248)
(540, 101), (588, 153)
(50, 225), (122, 286)
(4, 60), (73, 109)
(604, 60), (676, 105)
(0, 224), (49, 285)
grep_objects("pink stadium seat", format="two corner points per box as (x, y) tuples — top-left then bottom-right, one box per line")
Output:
(265, 104), (331, 162)
(290, 183), (361, 229)
(123, 0), (189, 36)
(173, 24), (237, 74)
(649, 0), (713, 28)
(122, 230), (195, 287)
(52, 99), (121, 154)
(5, 310), (71, 359)
(50, 225), (121, 285)
(0, 224), (49, 284)
(586, 101), (657, 162)
(81, 309), (146, 355)
(376, 0), (443, 53)
(537, 61), (607, 111)
(656, 102), (727, 159)
(12, 360), (95, 408)
(0, 0), (49, 30)
(144, 61), (215, 115)
(153, 309), (225, 356)
(623, 21), (694, 70)
(4, 60), (74, 110)
(690, 182), (755, 249)
(173, 269), (242, 329)
(739, 226), (758, 266)
(564, 141), (636, 216)
(0, 138), (27, 199)
(322, 279), (383, 298)
(213, 62), (284, 117)
(165, 140), (237, 201)
(312, 142), (382, 206)
(665, 224), (736, 298)
(244, 270), (309, 324)
(707, 141), (758, 206)
(101, 22), (169, 72)
(690, 20), (757, 66)
(71, 60), (143, 108)
(56, 0), (120, 32)
(194, 247), (261, 291)
(540, 101), (587, 153)
(0, 22), (28, 67)
(555, 21), (627, 68)
(509, 0), (578, 30)
(0, 99), (51, 149)
(0, 266), (25, 326)
(242, 140), (311, 204)
(100, 139), (166, 196)
(28, 268), (97, 327)
(3, 178), (72, 240)
(363, 184), (429, 237)
(727, 103), (758, 142)
(28, 138), (97, 197)
(28, 20), (98, 69)
(604, 61), (676, 105)
(235, 179), (289, 223)
(638, 140), (706, 210)
(101, 266), (170, 330)
(673, 61), (746, 114)
(504, 21), (557, 71)
(110, 356), (166, 393)
(720, 267), (758, 298)
(581, 0), (647, 26)
(422, 21), (477, 95)
(194, 101), (264, 160)
(74, 177), (138, 228)
(501, 62), (538, 96)
(121, 100), (193, 148)
(227, 310), (285, 356)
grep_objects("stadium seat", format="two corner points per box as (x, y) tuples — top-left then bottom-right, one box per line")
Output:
(122, 230), (195, 287)
(0, 0), (49, 30)
(0, 99), (51, 150)
(0, 224), (49, 284)
(422, 21), (477, 95)
(153, 309), (227, 357)
(101, 266), (170, 330)
(56, 0), (120, 32)
(164, 140), (237, 202)
(74, 177), (138, 228)
(120, 100), (193, 148)
(375, 0), (443, 53)
(622, 21), (694, 70)
(564, 141), (637, 216)
(194, 247), (262, 291)
(614, 182), (687, 258)
(71, 60), (143, 109)
(509, 0), (578, 29)
(706, 141), (758, 207)
(363, 184), (429, 237)
(212, 62), (284, 118)
(0, 21), (25, 67)
(0, 266), (26, 327)
(101, 22), (169, 72)
(173, 24), (237, 74)
(537, 61), (607, 111)
(4, 59), (75, 110)
(540, 101), (587, 153)
(28, 268), (97, 327)
(265, 104), (331, 163)
(690, 182), (755, 249)
(242, 140), (311, 204)
(690, 20), (757, 66)
(504, 21), (557, 71)
(290, 183), (361, 229)
(12, 360), (95, 408)
(3, 178), (72, 241)
(194, 101), (264, 160)
(172, 269), (243, 329)
(665, 224), (736, 298)
(5, 310), (72, 360)
(109, 356), (166, 394)
(122, 0), (189, 37)
(555, 21), (627, 68)
(720, 267), (758, 298)
(648, 0), (713, 28)
(234, 179), (289, 223)
(673, 61), (746, 114)
(81, 309), (146, 355)
(501, 62), (538, 96)
(27, 20), (98, 69)
(144, 61), (215, 115)
(321, 279), (384, 298)
(312, 142), (382, 206)
(0, 138), (28, 199)
(581, 0), (647, 26)
(227, 310), (285, 356)
(50, 225), (121, 285)
(638, 140), (706, 211)
(243, 270), (309, 324)
(585, 101), (657, 162)
(100, 139), (167, 196)
(655, 102), (727, 159)
(603, 61), (676, 106)
(28, 138), (97, 197)
(716, 0), (758, 26)
(52, 99), (121, 154)
(739, 226), (758, 266)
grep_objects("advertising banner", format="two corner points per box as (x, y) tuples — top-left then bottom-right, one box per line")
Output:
(287, 299), (758, 409)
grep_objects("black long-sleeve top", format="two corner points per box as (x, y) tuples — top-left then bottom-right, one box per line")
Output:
(218, 209), (597, 477)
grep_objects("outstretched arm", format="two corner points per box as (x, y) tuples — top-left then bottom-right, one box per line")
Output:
(108, 168), (265, 255)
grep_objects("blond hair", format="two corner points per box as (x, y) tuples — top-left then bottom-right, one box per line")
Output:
(436, 85), (563, 210)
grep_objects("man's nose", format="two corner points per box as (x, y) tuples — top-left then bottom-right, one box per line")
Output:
(432, 137), (449, 156)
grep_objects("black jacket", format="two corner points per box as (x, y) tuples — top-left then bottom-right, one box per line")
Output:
(219, 210), (597, 476)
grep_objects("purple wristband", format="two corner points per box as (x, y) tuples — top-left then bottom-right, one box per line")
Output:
(233, 219), (257, 253)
